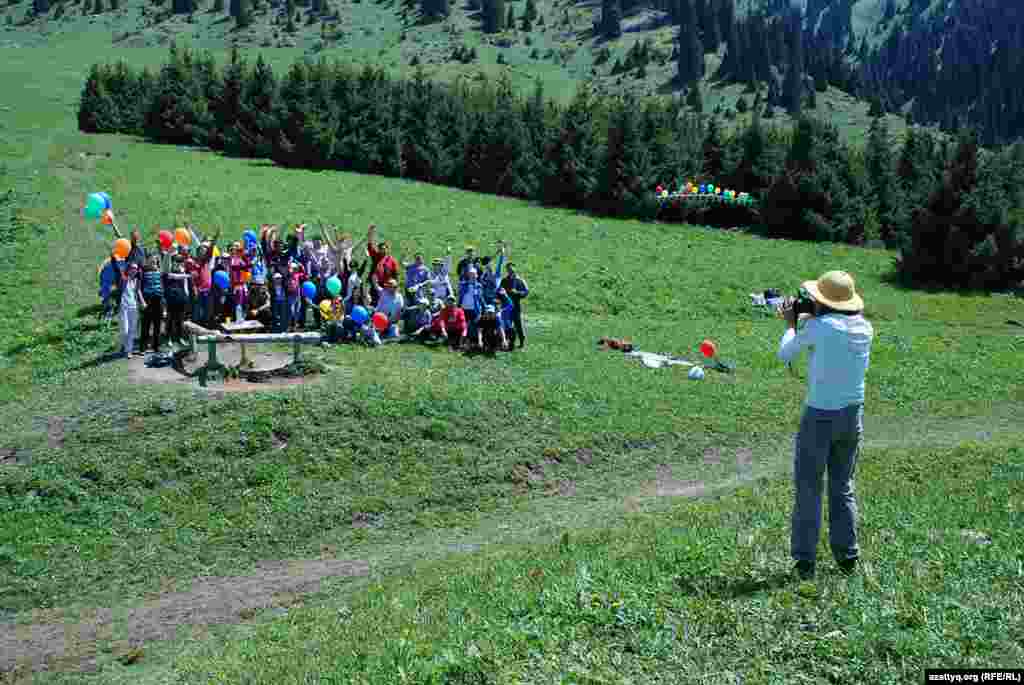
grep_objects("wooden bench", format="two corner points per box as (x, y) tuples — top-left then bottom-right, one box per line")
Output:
(183, 321), (321, 387)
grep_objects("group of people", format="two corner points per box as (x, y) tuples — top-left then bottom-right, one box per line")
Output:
(98, 223), (530, 357)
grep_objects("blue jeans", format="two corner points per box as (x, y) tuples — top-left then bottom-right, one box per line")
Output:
(272, 298), (288, 333)
(193, 291), (211, 326)
(791, 404), (863, 566)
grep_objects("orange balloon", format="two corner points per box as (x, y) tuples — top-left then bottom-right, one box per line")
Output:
(175, 228), (191, 246)
(113, 238), (131, 260)
(242, 270), (251, 283)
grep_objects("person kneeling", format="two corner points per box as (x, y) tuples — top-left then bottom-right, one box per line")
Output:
(479, 305), (504, 355)
(439, 296), (467, 351)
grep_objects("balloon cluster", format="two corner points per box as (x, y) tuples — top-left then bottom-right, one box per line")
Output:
(654, 182), (755, 206)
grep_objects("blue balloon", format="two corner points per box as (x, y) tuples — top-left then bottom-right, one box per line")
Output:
(213, 271), (230, 290)
(97, 192), (112, 209)
(351, 305), (369, 325)
(699, 184), (706, 193)
(243, 230), (258, 245)
(302, 281), (317, 299)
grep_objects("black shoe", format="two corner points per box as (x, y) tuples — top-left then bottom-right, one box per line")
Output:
(837, 557), (858, 575)
(795, 560), (815, 580)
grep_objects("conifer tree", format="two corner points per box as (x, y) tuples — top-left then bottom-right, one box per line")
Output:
(505, 4), (513, 30)
(783, 8), (803, 116)
(702, 115), (723, 178)
(600, 0), (620, 39)
(538, 83), (599, 208)
(676, 0), (703, 84)
(236, 0), (251, 26)
(864, 114), (897, 242)
(78, 64), (117, 133)
(229, 0), (239, 17)
(33, 0), (49, 14)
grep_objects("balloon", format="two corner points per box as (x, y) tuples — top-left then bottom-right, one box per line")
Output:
(158, 230), (173, 250)
(319, 300), (333, 316)
(351, 305), (369, 325)
(113, 238), (131, 260)
(656, 185), (663, 193)
(84, 193), (106, 218)
(97, 192), (112, 209)
(243, 229), (258, 245)
(700, 339), (717, 358)
(100, 209), (114, 225)
(212, 246), (221, 258)
(242, 271), (251, 283)
(661, 190), (668, 198)
(325, 276), (342, 297)
(213, 271), (230, 290)
(302, 281), (317, 299)
(175, 228), (191, 246)
(371, 311), (389, 332)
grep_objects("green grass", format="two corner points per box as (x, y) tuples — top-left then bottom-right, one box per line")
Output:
(1, 36), (1023, 685)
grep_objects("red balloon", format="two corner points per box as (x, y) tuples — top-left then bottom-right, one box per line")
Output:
(372, 311), (389, 332)
(158, 230), (173, 249)
(700, 340), (717, 358)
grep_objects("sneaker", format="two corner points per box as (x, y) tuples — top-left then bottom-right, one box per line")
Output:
(837, 557), (858, 575)
(794, 560), (815, 580)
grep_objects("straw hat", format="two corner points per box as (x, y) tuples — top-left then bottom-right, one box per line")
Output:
(801, 271), (863, 312)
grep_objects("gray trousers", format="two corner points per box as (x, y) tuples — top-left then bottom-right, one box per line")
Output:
(791, 403), (862, 565)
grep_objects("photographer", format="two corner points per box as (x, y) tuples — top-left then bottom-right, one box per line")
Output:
(778, 271), (874, 580)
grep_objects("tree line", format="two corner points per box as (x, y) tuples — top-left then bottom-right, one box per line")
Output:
(78, 44), (1024, 290)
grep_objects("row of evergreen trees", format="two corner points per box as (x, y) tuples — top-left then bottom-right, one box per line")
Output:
(78, 44), (1024, 289)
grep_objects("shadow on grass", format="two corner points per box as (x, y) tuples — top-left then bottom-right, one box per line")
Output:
(878, 265), (1024, 298)
(72, 350), (125, 371)
(675, 570), (795, 599)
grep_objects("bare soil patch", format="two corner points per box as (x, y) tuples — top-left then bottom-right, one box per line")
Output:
(125, 343), (324, 394)
(0, 558), (370, 677)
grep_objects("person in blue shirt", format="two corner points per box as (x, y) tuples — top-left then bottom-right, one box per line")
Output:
(495, 288), (515, 350)
(458, 267), (485, 349)
(777, 271), (874, 581)
(499, 262), (529, 349)
(98, 250), (119, 324)
(479, 243), (506, 303)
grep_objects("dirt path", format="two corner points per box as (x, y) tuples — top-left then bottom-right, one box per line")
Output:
(0, 559), (369, 677)
(2, 403), (1021, 679)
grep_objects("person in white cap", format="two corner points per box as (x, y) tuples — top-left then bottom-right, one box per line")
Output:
(778, 270), (874, 580)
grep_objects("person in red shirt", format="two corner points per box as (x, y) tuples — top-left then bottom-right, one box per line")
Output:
(366, 224), (398, 305)
(439, 295), (467, 351)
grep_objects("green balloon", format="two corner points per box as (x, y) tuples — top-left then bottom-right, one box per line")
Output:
(326, 276), (342, 297)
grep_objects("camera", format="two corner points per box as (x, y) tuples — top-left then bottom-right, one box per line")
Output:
(792, 287), (817, 319)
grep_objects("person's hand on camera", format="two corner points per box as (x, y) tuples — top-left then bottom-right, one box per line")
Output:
(782, 299), (798, 328)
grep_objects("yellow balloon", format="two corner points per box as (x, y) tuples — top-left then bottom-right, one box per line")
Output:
(212, 246), (221, 258)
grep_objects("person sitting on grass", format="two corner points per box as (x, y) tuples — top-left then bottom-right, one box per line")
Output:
(119, 262), (144, 358)
(402, 296), (435, 343)
(439, 295), (467, 351)
(458, 267), (485, 350)
(478, 304), (505, 355)
(374, 278), (404, 340)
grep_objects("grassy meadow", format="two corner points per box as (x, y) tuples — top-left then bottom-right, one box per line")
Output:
(1, 34), (1023, 684)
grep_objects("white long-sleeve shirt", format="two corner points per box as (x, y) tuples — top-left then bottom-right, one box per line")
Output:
(777, 314), (874, 410)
